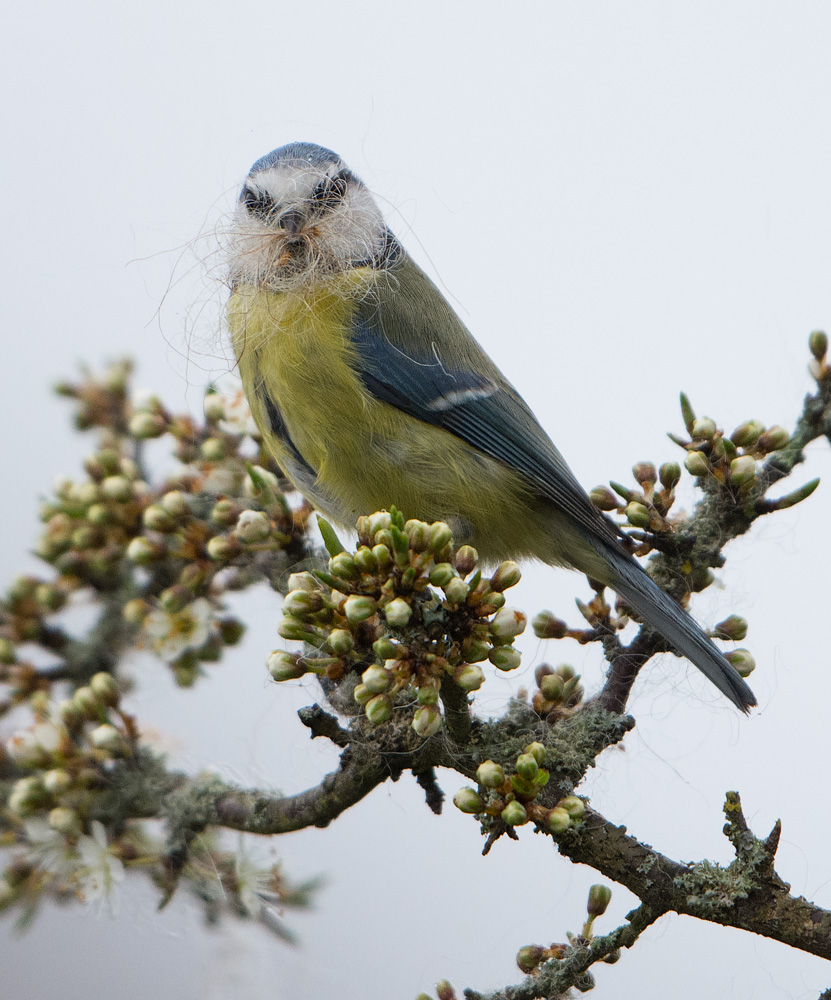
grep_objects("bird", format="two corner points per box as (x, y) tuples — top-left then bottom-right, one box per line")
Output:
(225, 141), (756, 713)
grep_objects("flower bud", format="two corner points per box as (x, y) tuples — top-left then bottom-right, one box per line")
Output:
(476, 761), (504, 788)
(49, 807), (82, 837)
(43, 769), (72, 796)
(726, 648), (756, 677)
(140, 505), (173, 533)
(515, 753), (539, 781)
(417, 682), (439, 705)
(684, 451), (710, 477)
(691, 417), (716, 440)
(632, 462), (657, 487)
(443, 577), (469, 604)
(524, 741), (546, 766)
(560, 795), (585, 819)
(516, 945), (545, 974)
(267, 651), (306, 681)
(344, 595), (377, 623)
(283, 589), (325, 617)
(659, 461), (682, 489)
(412, 704), (442, 738)
(489, 645), (521, 671)
(367, 511), (392, 536)
(455, 545), (478, 576)
(211, 499), (241, 526)
(329, 552), (359, 579)
(126, 536), (165, 565)
(547, 807), (571, 833)
(465, 639), (491, 663)
(428, 521), (453, 553)
(277, 619), (318, 642)
(200, 438), (226, 462)
(364, 693), (393, 725)
(454, 663), (485, 691)
(757, 425), (790, 453)
(429, 563), (455, 587)
(490, 607), (527, 641)
(327, 629), (354, 655)
(730, 420), (765, 448)
(810, 330), (828, 361)
(712, 615), (748, 641)
(371, 543), (392, 571)
(587, 884), (612, 918)
(490, 561), (521, 592)
(589, 486), (619, 511)
(73, 686), (101, 718)
(129, 411), (166, 438)
(58, 698), (85, 730)
(361, 665), (392, 693)
(203, 392), (226, 422)
(90, 724), (128, 756)
(352, 683), (373, 705)
(384, 597), (412, 627)
(404, 519), (429, 552)
(101, 475), (133, 502)
(532, 611), (568, 640)
(218, 617), (245, 646)
(206, 534), (243, 562)
(90, 672), (120, 707)
(372, 637), (399, 660)
(729, 455), (756, 488)
(453, 787), (483, 814)
(234, 510), (271, 544)
(501, 801), (528, 826)
(8, 776), (48, 814)
(625, 502), (651, 528)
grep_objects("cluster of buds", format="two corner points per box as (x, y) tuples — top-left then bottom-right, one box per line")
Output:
(591, 458), (683, 540)
(4, 674), (134, 838)
(530, 662), (585, 718)
(516, 884), (616, 983)
(452, 742), (586, 834)
(268, 509), (526, 738)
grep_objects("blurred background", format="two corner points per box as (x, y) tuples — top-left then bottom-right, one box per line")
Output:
(2, 3), (831, 997)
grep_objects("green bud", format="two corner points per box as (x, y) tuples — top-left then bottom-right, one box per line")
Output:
(361, 665), (392, 693)
(726, 648), (756, 677)
(730, 420), (765, 448)
(206, 535), (243, 561)
(684, 451), (710, 477)
(364, 693), (393, 725)
(489, 561), (522, 592)
(48, 807), (82, 837)
(590, 485), (619, 511)
(90, 724), (127, 756)
(632, 462), (657, 486)
(101, 475), (132, 502)
(353, 683), (373, 705)
(344, 595), (377, 623)
(476, 760), (505, 788)
(524, 742), (546, 766)
(659, 461), (682, 489)
(202, 392), (226, 422)
(516, 945), (545, 974)
(372, 636), (399, 660)
(532, 611), (568, 639)
(218, 617), (245, 646)
(454, 663), (485, 691)
(465, 639), (491, 663)
(756, 425), (790, 452)
(329, 552), (359, 579)
(547, 807), (571, 833)
(691, 417), (716, 440)
(444, 577), (470, 604)
(328, 629), (354, 655)
(277, 619), (319, 642)
(89, 672), (120, 707)
(404, 519), (429, 552)
(453, 787), (483, 814)
(0, 638), (15, 664)
(126, 536), (165, 565)
(489, 645), (522, 671)
(625, 501), (651, 528)
(372, 543), (392, 571)
(122, 598), (150, 624)
(234, 510), (271, 543)
(412, 704), (442, 738)
(428, 521), (453, 553)
(679, 392), (696, 434)
(367, 511), (392, 537)
(267, 651), (306, 681)
(587, 884), (612, 918)
(501, 801), (528, 826)
(417, 683), (440, 705)
(353, 546), (378, 573)
(73, 686), (101, 718)
(712, 615), (748, 641)
(729, 455), (756, 488)
(211, 499), (241, 526)
(200, 438), (226, 462)
(489, 607), (527, 640)
(455, 545), (478, 576)
(537, 672), (561, 701)
(35, 583), (66, 612)
(284, 572), (314, 593)
(383, 597), (412, 627)
(8, 777), (47, 815)
(58, 698), (85, 730)
(515, 753), (539, 782)
(129, 411), (166, 439)
(283, 589), (325, 617)
(429, 562), (455, 587)
(560, 795), (586, 819)
(809, 330), (828, 362)
(43, 768), (72, 796)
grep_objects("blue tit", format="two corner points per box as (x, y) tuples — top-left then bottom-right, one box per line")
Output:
(226, 142), (756, 712)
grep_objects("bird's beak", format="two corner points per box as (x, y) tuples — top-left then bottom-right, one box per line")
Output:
(280, 210), (304, 235)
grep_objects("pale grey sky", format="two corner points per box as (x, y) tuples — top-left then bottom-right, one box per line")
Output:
(2, 3), (831, 998)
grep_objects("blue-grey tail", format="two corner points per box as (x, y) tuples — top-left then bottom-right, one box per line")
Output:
(602, 548), (756, 712)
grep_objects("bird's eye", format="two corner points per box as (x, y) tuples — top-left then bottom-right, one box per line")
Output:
(242, 186), (275, 218)
(311, 170), (349, 209)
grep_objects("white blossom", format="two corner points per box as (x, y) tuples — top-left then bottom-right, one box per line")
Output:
(144, 597), (214, 662)
(76, 821), (125, 914)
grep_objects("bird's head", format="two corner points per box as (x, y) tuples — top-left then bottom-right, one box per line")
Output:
(228, 142), (394, 292)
